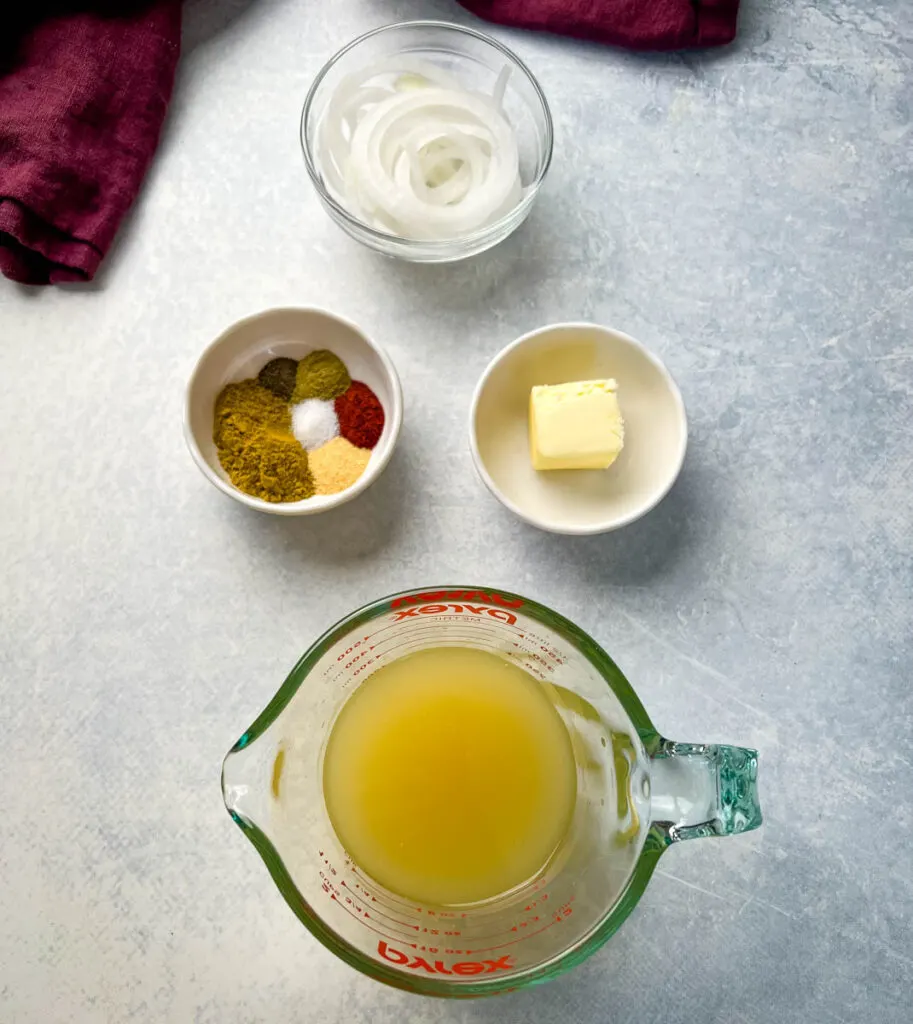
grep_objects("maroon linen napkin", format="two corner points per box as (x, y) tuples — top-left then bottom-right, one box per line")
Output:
(0, 3), (182, 285)
(457, 0), (740, 50)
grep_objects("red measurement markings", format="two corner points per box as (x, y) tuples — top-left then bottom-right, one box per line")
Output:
(339, 882), (419, 931)
(368, 626), (505, 651)
(523, 890), (550, 908)
(455, 896), (573, 945)
(352, 619), (414, 643)
(347, 879), (377, 902)
(366, 614), (533, 645)
(344, 864), (472, 935)
(514, 626), (566, 657)
(317, 851), (338, 877)
(339, 648), (375, 671)
(508, 636), (566, 672)
(320, 852), (409, 919)
(329, 630), (441, 684)
(327, 623), (544, 688)
(322, 875), (422, 941)
(346, 864), (428, 916)
(468, 918), (560, 954)
(516, 649), (558, 674)
(363, 632), (541, 670)
(510, 914), (542, 929)
(359, 619), (515, 649)
(335, 636), (373, 662)
(452, 902), (574, 955)
(417, 911), (463, 928)
(332, 632), (518, 684)
(328, 894), (418, 948)
(370, 625), (513, 649)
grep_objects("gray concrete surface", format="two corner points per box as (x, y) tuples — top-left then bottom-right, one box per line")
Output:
(1, 1), (911, 1021)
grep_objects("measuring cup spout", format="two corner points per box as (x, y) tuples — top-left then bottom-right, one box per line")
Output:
(648, 740), (762, 843)
(221, 729), (275, 835)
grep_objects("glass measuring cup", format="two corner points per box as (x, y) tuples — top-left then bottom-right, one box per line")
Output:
(222, 587), (762, 996)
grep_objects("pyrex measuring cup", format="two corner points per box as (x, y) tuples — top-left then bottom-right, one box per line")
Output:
(222, 587), (762, 996)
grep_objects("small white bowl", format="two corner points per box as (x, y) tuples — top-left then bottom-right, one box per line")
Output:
(469, 323), (687, 534)
(184, 308), (403, 515)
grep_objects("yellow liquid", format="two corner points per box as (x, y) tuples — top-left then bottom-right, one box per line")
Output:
(323, 647), (577, 906)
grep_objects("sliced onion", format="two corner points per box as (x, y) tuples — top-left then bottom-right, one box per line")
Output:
(492, 65), (511, 111)
(316, 60), (523, 241)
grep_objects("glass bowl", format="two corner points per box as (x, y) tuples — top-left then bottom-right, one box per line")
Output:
(300, 21), (553, 263)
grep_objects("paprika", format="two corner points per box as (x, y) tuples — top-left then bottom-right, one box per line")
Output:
(335, 381), (385, 449)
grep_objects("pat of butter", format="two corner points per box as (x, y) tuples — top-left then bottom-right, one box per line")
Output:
(529, 380), (625, 471)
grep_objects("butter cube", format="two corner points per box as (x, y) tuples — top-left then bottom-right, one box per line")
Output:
(529, 380), (624, 471)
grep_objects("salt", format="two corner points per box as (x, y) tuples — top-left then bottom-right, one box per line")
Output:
(292, 398), (339, 451)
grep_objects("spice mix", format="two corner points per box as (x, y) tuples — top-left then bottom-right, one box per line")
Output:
(213, 349), (385, 503)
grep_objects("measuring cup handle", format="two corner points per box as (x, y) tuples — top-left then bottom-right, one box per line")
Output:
(647, 740), (762, 843)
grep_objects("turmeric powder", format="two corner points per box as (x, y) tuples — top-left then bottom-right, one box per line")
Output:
(213, 379), (314, 502)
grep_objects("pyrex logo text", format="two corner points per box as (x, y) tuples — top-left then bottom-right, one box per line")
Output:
(378, 941), (514, 975)
(390, 590), (523, 610)
(392, 604), (518, 626)
(390, 591), (523, 627)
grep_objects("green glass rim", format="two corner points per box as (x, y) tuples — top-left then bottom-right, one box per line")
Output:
(222, 585), (666, 996)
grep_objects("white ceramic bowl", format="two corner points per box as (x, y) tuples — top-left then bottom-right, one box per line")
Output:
(184, 308), (403, 515)
(470, 323), (687, 534)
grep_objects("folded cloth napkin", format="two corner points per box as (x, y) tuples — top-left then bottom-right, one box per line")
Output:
(0, 2), (182, 285)
(457, 0), (740, 50)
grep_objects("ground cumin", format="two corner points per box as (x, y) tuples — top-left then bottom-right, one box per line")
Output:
(213, 379), (314, 502)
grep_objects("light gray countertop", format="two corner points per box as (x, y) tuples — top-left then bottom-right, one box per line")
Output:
(1, 1), (911, 1021)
